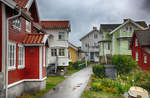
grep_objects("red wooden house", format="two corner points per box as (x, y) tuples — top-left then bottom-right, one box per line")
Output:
(0, 0), (48, 97)
(130, 29), (150, 71)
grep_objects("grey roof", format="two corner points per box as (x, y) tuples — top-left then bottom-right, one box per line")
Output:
(100, 24), (121, 32)
(135, 30), (150, 46)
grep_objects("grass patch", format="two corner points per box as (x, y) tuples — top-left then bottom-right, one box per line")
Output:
(67, 69), (79, 76)
(20, 76), (65, 98)
(82, 91), (124, 98)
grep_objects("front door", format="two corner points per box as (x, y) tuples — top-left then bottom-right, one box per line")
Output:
(90, 52), (94, 61)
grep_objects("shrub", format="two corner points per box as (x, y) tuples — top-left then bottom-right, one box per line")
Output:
(68, 61), (86, 70)
(112, 55), (137, 74)
(93, 64), (105, 78)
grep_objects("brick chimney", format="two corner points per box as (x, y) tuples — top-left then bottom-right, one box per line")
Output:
(93, 27), (97, 30)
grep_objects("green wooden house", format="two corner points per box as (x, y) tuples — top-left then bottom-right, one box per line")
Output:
(99, 19), (148, 63)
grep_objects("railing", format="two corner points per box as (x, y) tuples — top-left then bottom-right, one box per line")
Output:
(119, 32), (133, 38)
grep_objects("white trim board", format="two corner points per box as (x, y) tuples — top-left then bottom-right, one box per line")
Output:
(8, 77), (47, 88)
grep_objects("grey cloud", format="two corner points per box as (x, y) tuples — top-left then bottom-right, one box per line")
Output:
(37, 0), (150, 46)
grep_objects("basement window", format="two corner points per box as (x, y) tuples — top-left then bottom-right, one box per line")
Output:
(18, 44), (25, 69)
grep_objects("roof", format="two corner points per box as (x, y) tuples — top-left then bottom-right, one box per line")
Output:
(100, 24), (121, 32)
(68, 42), (78, 51)
(40, 21), (70, 30)
(13, 0), (29, 8)
(136, 21), (148, 28)
(109, 19), (147, 35)
(80, 28), (99, 41)
(135, 30), (150, 46)
(23, 34), (48, 46)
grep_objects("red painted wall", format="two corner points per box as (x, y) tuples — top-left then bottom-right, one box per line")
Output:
(0, 3), (2, 72)
(131, 35), (150, 71)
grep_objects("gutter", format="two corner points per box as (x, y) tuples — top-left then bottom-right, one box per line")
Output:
(5, 9), (21, 98)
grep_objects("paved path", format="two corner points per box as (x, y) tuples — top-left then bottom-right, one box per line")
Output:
(40, 66), (92, 98)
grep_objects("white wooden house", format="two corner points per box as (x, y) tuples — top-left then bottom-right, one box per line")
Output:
(40, 21), (71, 74)
(80, 27), (102, 62)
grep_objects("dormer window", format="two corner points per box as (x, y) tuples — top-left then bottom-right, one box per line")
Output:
(26, 20), (31, 33)
(13, 19), (21, 31)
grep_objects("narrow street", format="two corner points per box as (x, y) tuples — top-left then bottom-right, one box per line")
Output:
(40, 66), (92, 98)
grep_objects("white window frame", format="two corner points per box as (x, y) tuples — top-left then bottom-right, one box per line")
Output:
(144, 55), (147, 64)
(136, 52), (138, 61)
(59, 48), (65, 56)
(18, 44), (25, 69)
(51, 48), (57, 56)
(135, 39), (138, 47)
(43, 46), (46, 67)
(58, 32), (65, 40)
(13, 19), (21, 31)
(26, 20), (31, 33)
(8, 42), (16, 70)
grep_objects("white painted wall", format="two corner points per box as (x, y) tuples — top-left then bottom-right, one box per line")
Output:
(45, 29), (69, 67)
(80, 29), (103, 62)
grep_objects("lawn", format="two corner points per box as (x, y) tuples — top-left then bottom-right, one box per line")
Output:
(20, 76), (65, 98)
(19, 69), (80, 98)
(67, 69), (79, 76)
(82, 91), (125, 98)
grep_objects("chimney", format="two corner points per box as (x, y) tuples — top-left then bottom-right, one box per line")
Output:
(123, 19), (130, 23)
(93, 27), (97, 30)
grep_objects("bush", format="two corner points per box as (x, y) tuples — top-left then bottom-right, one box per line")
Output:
(91, 77), (130, 94)
(112, 55), (137, 74)
(68, 61), (86, 70)
(93, 64), (105, 78)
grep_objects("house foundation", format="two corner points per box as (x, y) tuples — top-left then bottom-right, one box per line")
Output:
(8, 79), (46, 98)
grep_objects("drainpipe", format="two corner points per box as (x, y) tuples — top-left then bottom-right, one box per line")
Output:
(5, 9), (21, 98)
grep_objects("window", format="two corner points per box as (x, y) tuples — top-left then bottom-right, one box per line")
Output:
(108, 43), (110, 50)
(144, 55), (147, 64)
(18, 45), (25, 69)
(43, 46), (46, 67)
(26, 20), (31, 33)
(8, 42), (16, 70)
(135, 39), (138, 47)
(125, 25), (128, 32)
(128, 40), (131, 50)
(51, 49), (57, 56)
(13, 19), (21, 31)
(94, 34), (98, 39)
(136, 52), (138, 61)
(59, 48), (65, 56)
(59, 32), (65, 40)
(85, 43), (89, 47)
(129, 26), (132, 32)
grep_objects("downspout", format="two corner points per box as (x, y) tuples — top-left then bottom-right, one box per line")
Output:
(5, 9), (21, 98)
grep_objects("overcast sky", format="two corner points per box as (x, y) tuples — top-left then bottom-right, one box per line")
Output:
(37, 0), (150, 46)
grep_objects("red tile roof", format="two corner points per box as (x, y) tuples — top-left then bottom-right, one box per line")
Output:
(40, 21), (70, 29)
(23, 34), (46, 45)
(13, 0), (29, 8)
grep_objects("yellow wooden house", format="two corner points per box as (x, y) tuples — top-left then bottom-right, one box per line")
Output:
(68, 42), (82, 62)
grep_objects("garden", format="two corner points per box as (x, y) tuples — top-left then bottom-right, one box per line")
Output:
(82, 55), (150, 98)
